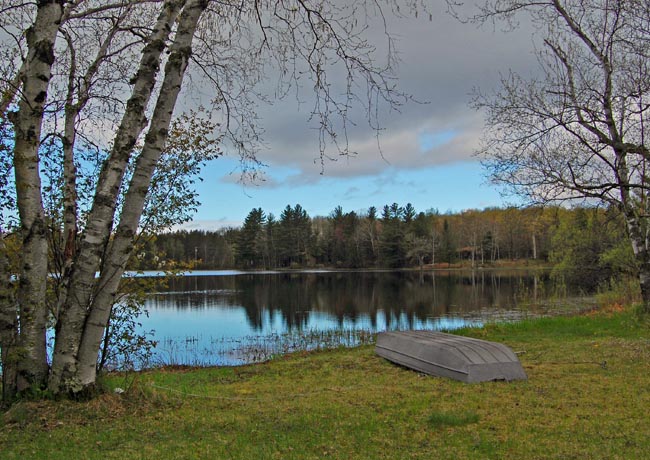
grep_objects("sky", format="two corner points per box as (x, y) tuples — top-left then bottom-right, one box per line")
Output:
(181, 3), (540, 230)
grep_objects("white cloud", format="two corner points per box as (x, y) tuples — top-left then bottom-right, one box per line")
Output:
(172, 219), (242, 231)
(250, 108), (485, 186)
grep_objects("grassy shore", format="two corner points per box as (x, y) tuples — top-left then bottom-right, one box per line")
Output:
(2, 304), (649, 459)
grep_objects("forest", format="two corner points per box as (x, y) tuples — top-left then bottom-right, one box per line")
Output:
(134, 203), (634, 291)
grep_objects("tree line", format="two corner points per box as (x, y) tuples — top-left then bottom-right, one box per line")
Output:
(140, 203), (633, 289)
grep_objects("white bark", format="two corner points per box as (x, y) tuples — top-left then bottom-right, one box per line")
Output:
(531, 232), (537, 260)
(77, 0), (208, 387)
(10, 0), (65, 391)
(475, 0), (649, 309)
(0, 0), (427, 398)
(49, 0), (184, 393)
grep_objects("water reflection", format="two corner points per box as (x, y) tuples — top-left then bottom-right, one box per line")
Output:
(145, 270), (578, 335)
(136, 270), (592, 366)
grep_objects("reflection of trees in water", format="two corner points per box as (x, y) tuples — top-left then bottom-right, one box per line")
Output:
(148, 271), (550, 331)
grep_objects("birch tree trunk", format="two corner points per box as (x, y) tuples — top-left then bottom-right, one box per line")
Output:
(621, 204), (650, 313)
(49, 0), (184, 393)
(531, 232), (537, 260)
(618, 154), (650, 314)
(76, 0), (208, 388)
(9, 0), (65, 392)
(61, 30), (80, 273)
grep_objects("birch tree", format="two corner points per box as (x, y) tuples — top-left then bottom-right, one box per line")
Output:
(1, 0), (427, 400)
(470, 0), (650, 312)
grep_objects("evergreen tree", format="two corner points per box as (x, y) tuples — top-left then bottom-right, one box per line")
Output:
(379, 203), (405, 267)
(278, 204), (313, 267)
(327, 206), (361, 266)
(265, 213), (278, 268)
(235, 208), (266, 268)
(403, 203), (416, 224)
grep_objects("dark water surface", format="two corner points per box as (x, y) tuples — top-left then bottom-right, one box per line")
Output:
(139, 269), (593, 366)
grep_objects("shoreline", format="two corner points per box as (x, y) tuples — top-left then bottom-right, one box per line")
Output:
(3, 304), (648, 459)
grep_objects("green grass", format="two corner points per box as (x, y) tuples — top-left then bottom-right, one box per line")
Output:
(427, 411), (480, 428)
(2, 306), (650, 459)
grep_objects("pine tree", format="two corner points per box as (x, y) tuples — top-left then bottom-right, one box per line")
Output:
(236, 208), (266, 268)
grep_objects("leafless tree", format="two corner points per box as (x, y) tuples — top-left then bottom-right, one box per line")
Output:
(469, 0), (650, 311)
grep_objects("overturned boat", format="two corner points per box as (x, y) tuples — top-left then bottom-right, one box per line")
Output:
(376, 330), (527, 383)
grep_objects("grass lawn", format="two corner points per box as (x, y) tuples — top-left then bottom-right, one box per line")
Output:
(2, 305), (649, 459)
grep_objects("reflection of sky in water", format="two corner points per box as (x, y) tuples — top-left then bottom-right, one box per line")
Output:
(135, 270), (590, 367)
(144, 305), (254, 340)
(141, 305), (478, 367)
(143, 306), (473, 343)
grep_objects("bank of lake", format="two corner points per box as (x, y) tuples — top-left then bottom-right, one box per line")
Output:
(134, 266), (591, 368)
(2, 301), (649, 459)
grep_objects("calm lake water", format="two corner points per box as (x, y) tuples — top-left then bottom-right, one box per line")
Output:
(137, 269), (593, 366)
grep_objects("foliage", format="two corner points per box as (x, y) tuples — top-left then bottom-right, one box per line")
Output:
(377, 203), (405, 267)
(549, 207), (631, 289)
(138, 110), (222, 234)
(152, 229), (236, 270)
(322, 206), (363, 268)
(595, 276), (641, 311)
(235, 208), (267, 268)
(277, 204), (313, 267)
(438, 218), (457, 264)
(96, 276), (159, 374)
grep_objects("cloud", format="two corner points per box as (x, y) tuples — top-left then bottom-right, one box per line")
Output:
(250, 107), (485, 188)
(182, 3), (541, 215)
(234, 9), (538, 187)
(218, 169), (283, 188)
(173, 219), (242, 231)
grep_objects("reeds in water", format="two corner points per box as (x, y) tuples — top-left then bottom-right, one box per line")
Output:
(152, 328), (376, 368)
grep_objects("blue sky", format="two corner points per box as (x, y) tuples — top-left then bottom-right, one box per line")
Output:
(178, 4), (538, 230)
(186, 153), (516, 230)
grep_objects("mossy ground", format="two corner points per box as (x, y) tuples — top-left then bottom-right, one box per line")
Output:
(2, 304), (649, 459)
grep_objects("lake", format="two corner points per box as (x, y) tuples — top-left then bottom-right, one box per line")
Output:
(135, 269), (593, 367)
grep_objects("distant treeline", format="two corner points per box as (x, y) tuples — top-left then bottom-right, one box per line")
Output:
(134, 203), (634, 289)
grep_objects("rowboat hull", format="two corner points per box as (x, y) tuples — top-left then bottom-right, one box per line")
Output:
(376, 330), (527, 383)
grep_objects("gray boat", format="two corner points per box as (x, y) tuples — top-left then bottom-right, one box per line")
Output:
(376, 330), (527, 383)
